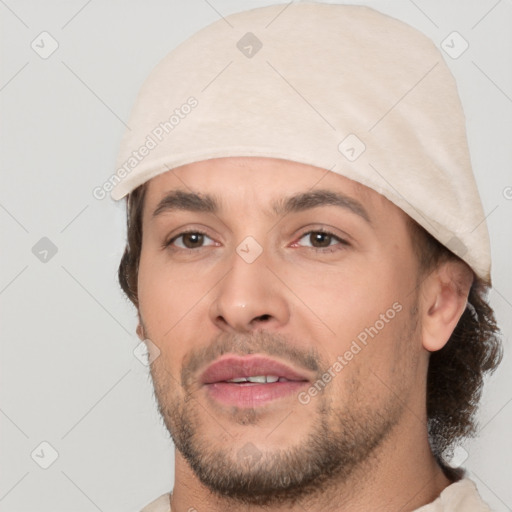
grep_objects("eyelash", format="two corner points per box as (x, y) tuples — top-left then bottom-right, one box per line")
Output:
(163, 228), (349, 253)
(293, 229), (350, 253)
(163, 229), (213, 250)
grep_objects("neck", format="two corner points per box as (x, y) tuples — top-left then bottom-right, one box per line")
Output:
(169, 417), (452, 512)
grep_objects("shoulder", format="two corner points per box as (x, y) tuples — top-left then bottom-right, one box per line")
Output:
(140, 493), (171, 512)
(415, 478), (491, 511)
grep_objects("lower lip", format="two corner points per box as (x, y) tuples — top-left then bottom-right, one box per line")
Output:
(204, 381), (308, 408)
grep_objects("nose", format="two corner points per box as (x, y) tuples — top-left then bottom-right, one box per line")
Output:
(209, 248), (290, 333)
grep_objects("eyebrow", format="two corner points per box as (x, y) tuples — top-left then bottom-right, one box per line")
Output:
(152, 188), (371, 223)
(272, 189), (371, 223)
(153, 190), (218, 217)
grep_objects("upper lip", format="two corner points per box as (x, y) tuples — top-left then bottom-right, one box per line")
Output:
(200, 355), (312, 384)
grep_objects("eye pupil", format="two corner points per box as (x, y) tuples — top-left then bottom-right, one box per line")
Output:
(311, 232), (331, 247)
(183, 233), (204, 248)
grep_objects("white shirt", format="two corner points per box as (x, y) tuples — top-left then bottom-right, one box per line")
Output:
(139, 478), (491, 512)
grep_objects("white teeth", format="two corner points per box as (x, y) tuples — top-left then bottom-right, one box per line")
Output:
(247, 375), (267, 383)
(226, 375), (281, 383)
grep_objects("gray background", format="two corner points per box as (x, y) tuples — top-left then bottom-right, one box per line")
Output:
(1, 0), (511, 511)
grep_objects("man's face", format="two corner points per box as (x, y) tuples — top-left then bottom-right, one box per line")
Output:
(137, 157), (428, 504)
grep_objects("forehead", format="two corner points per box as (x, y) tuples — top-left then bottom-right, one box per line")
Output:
(143, 157), (388, 215)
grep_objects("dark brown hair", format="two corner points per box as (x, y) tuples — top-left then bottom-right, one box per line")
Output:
(118, 182), (502, 462)
(407, 218), (502, 466)
(118, 183), (147, 309)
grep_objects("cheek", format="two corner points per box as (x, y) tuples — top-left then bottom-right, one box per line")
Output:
(285, 251), (417, 377)
(324, 298), (419, 411)
(138, 251), (173, 331)
(286, 257), (404, 338)
(137, 249), (217, 358)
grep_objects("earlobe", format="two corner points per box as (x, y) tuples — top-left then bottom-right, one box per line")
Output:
(421, 261), (473, 352)
(136, 322), (145, 341)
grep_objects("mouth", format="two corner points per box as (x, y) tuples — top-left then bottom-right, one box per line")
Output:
(200, 355), (311, 408)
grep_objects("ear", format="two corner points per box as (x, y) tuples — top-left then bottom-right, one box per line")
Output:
(420, 260), (474, 352)
(136, 319), (145, 341)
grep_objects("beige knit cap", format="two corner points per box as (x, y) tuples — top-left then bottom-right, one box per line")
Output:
(112, 2), (491, 283)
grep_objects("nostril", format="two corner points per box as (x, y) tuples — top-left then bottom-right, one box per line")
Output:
(255, 314), (272, 322)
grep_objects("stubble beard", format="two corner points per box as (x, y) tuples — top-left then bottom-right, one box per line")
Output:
(149, 315), (417, 507)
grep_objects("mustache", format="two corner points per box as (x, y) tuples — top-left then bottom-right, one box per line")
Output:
(181, 331), (323, 388)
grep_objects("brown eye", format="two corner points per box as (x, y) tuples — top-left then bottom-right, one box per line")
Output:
(309, 232), (333, 248)
(168, 231), (215, 250)
(295, 230), (349, 251)
(182, 233), (205, 248)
